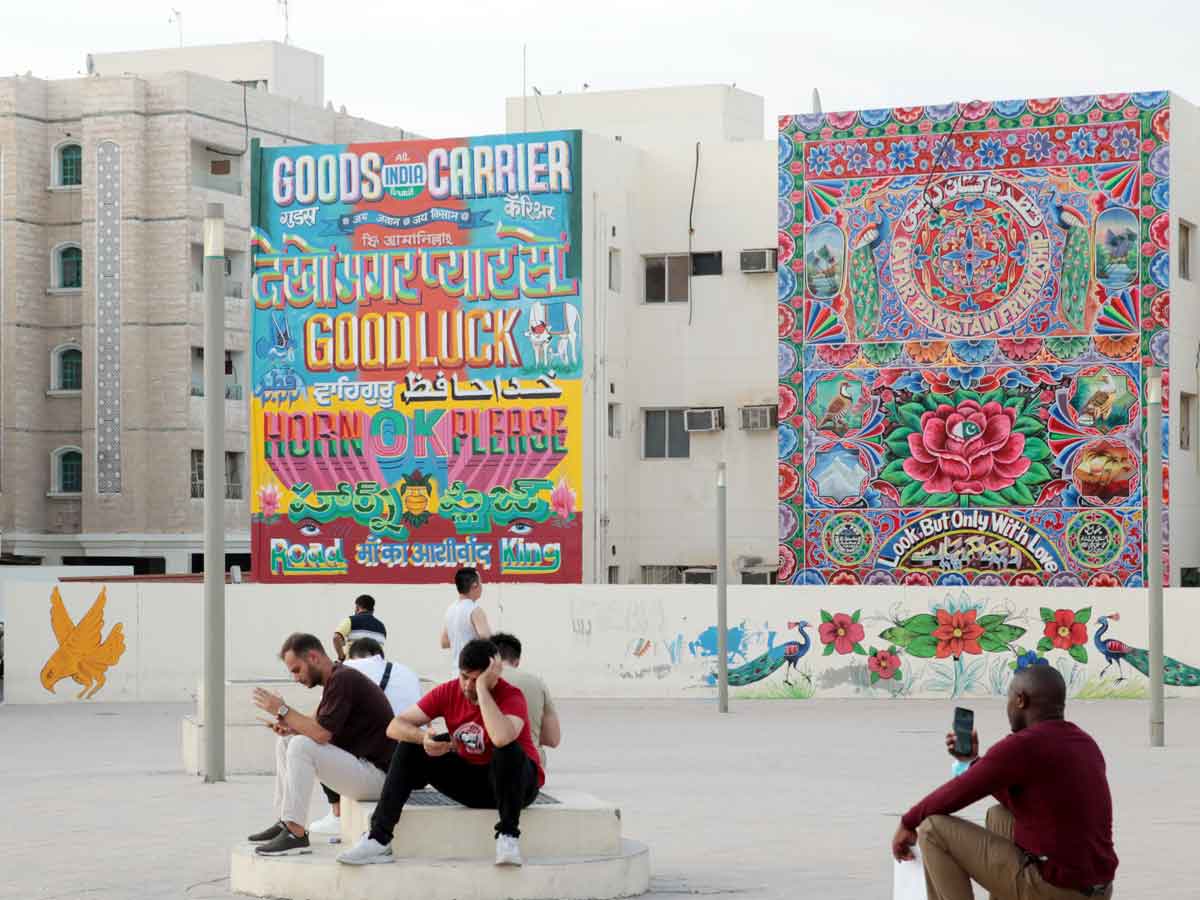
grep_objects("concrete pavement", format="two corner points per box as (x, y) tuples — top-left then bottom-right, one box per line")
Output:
(2, 697), (1198, 899)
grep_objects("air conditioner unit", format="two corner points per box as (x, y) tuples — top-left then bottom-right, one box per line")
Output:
(683, 567), (716, 585)
(740, 404), (779, 431)
(740, 248), (778, 274)
(684, 407), (725, 432)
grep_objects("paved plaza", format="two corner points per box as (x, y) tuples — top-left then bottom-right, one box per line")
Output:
(2, 697), (1198, 899)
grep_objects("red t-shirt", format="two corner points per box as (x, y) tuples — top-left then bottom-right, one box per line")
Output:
(418, 677), (545, 786)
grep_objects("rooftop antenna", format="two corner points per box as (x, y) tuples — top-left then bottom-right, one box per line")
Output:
(811, 88), (822, 114)
(169, 9), (183, 48)
(278, 0), (290, 45)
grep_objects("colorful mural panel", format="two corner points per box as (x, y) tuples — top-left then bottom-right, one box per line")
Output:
(778, 94), (1170, 586)
(250, 133), (584, 582)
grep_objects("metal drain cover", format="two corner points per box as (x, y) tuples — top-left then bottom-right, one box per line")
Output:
(407, 789), (560, 807)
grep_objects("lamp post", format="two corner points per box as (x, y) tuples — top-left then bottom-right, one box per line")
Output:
(1147, 367), (1164, 748)
(716, 461), (729, 714)
(203, 202), (227, 781)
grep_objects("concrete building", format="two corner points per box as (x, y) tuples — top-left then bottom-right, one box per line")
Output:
(506, 87), (779, 584)
(0, 42), (411, 572)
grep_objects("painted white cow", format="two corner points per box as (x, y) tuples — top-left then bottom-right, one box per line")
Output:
(525, 301), (580, 368)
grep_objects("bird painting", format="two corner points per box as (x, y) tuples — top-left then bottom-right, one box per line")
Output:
(711, 621), (812, 687)
(40, 586), (126, 699)
(815, 382), (866, 434)
(1078, 371), (1118, 427)
(1094, 614), (1200, 686)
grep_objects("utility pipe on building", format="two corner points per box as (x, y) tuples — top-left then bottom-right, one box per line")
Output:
(203, 202), (227, 781)
(1147, 367), (1164, 747)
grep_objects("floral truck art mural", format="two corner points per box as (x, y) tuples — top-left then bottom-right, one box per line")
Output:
(778, 93), (1171, 587)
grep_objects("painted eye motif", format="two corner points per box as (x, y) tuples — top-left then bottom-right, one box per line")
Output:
(298, 519), (321, 537)
(508, 519), (534, 536)
(949, 420), (982, 440)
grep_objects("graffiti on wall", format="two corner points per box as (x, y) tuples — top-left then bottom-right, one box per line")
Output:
(778, 94), (1171, 586)
(250, 133), (585, 582)
(41, 587), (126, 699)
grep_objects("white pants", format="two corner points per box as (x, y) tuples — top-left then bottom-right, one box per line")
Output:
(273, 735), (387, 827)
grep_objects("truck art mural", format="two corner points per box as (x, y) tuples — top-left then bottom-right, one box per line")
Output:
(778, 93), (1171, 587)
(250, 132), (584, 582)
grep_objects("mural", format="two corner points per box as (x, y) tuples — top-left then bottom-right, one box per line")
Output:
(41, 587), (126, 699)
(778, 94), (1171, 586)
(250, 133), (584, 582)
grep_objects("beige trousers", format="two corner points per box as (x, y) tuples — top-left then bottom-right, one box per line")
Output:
(916, 805), (1113, 900)
(272, 735), (386, 828)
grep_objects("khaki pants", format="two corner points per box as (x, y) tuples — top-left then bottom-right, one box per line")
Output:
(273, 735), (386, 828)
(916, 805), (1113, 900)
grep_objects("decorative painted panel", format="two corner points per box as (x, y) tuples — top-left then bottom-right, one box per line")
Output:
(96, 140), (122, 493)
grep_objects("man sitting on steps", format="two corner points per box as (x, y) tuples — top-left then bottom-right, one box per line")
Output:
(491, 632), (562, 768)
(337, 638), (544, 868)
(247, 633), (396, 856)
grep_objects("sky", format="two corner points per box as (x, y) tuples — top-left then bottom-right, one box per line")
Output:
(3, 0), (1200, 138)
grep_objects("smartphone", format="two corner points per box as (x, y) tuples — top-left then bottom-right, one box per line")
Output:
(432, 732), (452, 743)
(952, 707), (975, 757)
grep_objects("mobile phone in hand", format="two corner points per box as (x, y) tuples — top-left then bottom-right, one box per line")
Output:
(952, 707), (974, 756)
(432, 732), (452, 743)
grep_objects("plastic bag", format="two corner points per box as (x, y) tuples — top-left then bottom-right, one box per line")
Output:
(893, 846), (927, 900)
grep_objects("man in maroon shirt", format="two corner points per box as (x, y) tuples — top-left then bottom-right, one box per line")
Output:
(337, 638), (543, 868)
(891, 665), (1117, 899)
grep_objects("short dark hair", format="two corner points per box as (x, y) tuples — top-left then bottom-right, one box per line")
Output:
(492, 632), (522, 663)
(279, 632), (326, 661)
(454, 568), (480, 595)
(459, 638), (497, 673)
(355, 594), (376, 612)
(348, 637), (384, 660)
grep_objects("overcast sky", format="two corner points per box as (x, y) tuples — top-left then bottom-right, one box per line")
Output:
(4, 0), (1199, 138)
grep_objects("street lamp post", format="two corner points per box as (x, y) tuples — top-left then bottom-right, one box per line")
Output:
(1147, 367), (1164, 748)
(716, 461), (729, 714)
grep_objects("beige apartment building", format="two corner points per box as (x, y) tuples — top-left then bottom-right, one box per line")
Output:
(0, 42), (410, 572)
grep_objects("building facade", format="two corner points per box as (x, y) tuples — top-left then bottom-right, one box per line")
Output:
(0, 42), (410, 572)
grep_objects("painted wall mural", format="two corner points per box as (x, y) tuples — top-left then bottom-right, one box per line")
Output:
(41, 587), (126, 699)
(778, 93), (1171, 586)
(250, 133), (584, 582)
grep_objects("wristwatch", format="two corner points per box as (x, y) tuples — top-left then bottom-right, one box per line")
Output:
(277, 703), (290, 719)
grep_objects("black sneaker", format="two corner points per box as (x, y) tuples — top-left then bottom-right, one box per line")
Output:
(248, 821), (286, 843)
(255, 827), (311, 856)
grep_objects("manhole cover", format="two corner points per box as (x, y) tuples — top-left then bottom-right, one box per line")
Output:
(408, 789), (559, 807)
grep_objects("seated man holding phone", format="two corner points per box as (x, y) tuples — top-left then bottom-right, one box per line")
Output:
(891, 665), (1117, 900)
(337, 638), (544, 868)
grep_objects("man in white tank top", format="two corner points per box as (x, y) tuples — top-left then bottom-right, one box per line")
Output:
(441, 567), (492, 677)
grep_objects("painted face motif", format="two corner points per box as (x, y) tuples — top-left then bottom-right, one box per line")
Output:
(403, 485), (431, 516)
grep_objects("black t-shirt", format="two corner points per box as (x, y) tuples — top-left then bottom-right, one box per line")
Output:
(316, 664), (396, 771)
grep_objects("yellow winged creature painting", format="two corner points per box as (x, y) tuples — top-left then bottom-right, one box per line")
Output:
(41, 586), (126, 699)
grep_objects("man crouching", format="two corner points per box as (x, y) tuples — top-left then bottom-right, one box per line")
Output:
(338, 638), (544, 867)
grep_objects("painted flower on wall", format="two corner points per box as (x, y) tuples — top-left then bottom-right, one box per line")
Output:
(951, 340), (997, 364)
(998, 337), (1042, 361)
(817, 343), (860, 367)
(1014, 649), (1050, 670)
(906, 341), (949, 365)
(903, 400), (1030, 494)
(551, 478), (577, 522)
(818, 609), (867, 655)
(932, 610), (985, 658)
(1094, 334), (1139, 360)
(1038, 607), (1091, 663)
(868, 646), (903, 683)
(880, 609), (1025, 660)
(256, 483), (281, 523)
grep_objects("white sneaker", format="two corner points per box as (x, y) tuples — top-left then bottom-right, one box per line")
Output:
(337, 833), (394, 865)
(495, 834), (523, 867)
(308, 811), (340, 836)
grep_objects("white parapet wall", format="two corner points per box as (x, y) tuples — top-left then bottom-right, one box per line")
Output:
(4, 579), (1200, 703)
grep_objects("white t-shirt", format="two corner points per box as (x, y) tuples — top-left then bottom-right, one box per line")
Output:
(444, 597), (480, 676)
(344, 656), (421, 715)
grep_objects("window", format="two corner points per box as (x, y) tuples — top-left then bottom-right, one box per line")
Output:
(58, 143), (81, 187)
(683, 568), (715, 584)
(1181, 221), (1194, 281)
(191, 450), (245, 499)
(644, 409), (690, 459)
(741, 570), (779, 585)
(608, 403), (621, 438)
(644, 254), (690, 303)
(1183, 392), (1196, 452)
(641, 565), (684, 584)
(54, 244), (82, 290)
(690, 251), (723, 276)
(608, 248), (621, 292)
(51, 446), (83, 494)
(607, 565), (620, 584)
(52, 345), (82, 391)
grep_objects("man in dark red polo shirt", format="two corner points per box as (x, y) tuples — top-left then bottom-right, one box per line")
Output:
(892, 665), (1117, 900)
(337, 638), (543, 868)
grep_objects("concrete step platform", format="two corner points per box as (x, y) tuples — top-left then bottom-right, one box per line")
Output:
(230, 838), (650, 900)
(339, 790), (622, 858)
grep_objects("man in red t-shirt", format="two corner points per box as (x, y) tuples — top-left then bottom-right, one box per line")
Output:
(891, 665), (1117, 900)
(337, 638), (544, 868)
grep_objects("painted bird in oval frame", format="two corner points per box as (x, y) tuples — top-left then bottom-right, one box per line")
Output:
(41, 586), (126, 699)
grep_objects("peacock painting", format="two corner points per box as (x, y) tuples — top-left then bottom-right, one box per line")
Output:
(707, 621), (812, 687)
(1094, 614), (1200, 686)
(1058, 204), (1092, 331)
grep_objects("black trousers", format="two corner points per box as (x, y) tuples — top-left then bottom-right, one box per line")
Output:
(369, 741), (539, 844)
(321, 783), (340, 806)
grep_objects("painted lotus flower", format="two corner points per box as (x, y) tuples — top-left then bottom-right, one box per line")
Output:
(1010, 573), (1042, 587)
(828, 570), (860, 586)
(868, 646), (902, 682)
(933, 610), (985, 658)
(998, 337), (1042, 361)
(902, 400), (1030, 494)
(551, 477), (577, 521)
(817, 343), (860, 367)
(257, 483), (281, 520)
(950, 340), (997, 364)
(818, 610), (866, 655)
(1094, 334), (1139, 360)
(906, 341), (948, 364)
(880, 609), (1025, 659)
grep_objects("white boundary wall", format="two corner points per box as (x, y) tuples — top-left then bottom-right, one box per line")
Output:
(4, 580), (1199, 704)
